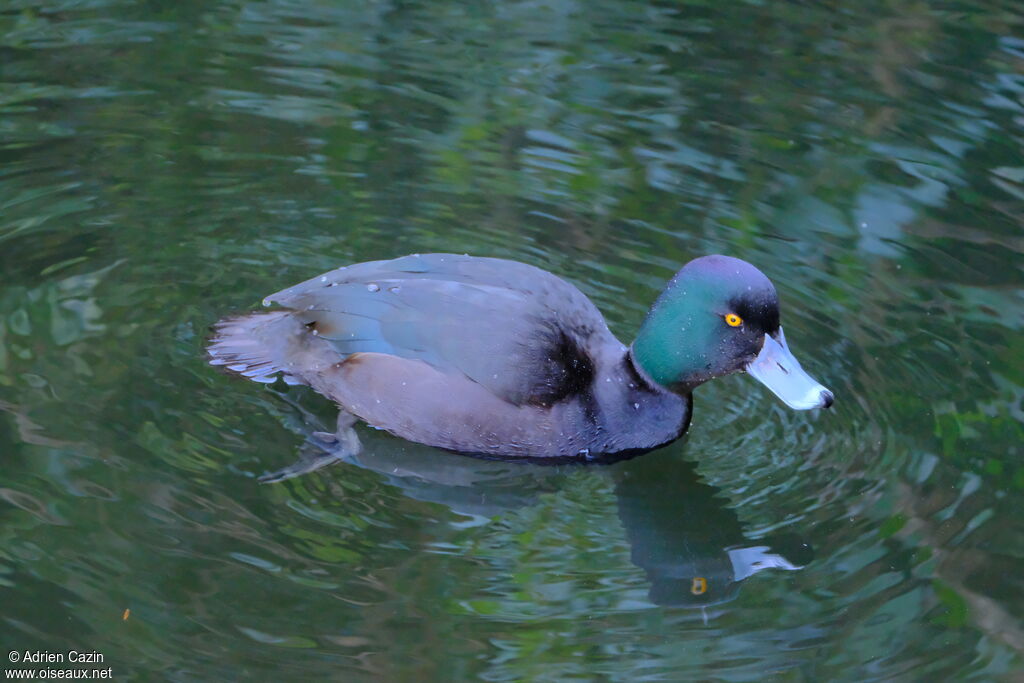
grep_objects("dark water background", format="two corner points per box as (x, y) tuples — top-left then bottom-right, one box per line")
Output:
(2, 0), (1023, 679)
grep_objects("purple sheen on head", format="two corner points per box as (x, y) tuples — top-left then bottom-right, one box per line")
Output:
(678, 255), (776, 296)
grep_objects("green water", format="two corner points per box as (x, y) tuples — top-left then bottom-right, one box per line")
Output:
(2, 0), (1022, 679)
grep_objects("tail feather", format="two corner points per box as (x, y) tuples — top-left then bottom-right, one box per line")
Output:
(207, 312), (307, 386)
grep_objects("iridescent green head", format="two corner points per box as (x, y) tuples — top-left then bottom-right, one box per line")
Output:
(632, 255), (833, 410)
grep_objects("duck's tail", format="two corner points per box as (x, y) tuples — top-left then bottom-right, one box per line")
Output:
(207, 311), (309, 386)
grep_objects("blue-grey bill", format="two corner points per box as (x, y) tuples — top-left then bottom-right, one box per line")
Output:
(746, 328), (833, 410)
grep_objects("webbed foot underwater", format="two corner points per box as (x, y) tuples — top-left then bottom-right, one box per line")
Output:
(208, 253), (833, 462)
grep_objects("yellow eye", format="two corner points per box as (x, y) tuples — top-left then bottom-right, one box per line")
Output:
(725, 313), (743, 327)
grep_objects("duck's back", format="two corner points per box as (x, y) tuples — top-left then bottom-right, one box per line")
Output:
(268, 253), (616, 406)
(209, 253), (688, 458)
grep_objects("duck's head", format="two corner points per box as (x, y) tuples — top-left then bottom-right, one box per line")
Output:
(632, 255), (833, 410)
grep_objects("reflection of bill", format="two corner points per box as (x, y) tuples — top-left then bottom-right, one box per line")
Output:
(614, 449), (812, 608)
(272, 406), (812, 610)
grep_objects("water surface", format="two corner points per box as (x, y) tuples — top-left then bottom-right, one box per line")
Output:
(2, 0), (1023, 679)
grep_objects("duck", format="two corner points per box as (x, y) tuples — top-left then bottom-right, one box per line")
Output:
(208, 253), (833, 465)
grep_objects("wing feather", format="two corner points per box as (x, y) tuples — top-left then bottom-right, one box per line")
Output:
(267, 254), (618, 405)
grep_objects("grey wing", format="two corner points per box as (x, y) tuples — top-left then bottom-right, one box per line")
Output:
(267, 253), (620, 406)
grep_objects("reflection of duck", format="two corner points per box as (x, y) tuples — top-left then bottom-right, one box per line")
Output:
(273, 406), (811, 608)
(210, 253), (832, 466)
(613, 450), (812, 608)
(263, 394), (559, 517)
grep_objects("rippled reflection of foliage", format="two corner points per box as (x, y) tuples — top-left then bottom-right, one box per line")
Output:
(0, 0), (1022, 678)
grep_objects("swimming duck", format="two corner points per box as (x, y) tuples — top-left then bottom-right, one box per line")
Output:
(208, 253), (832, 463)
